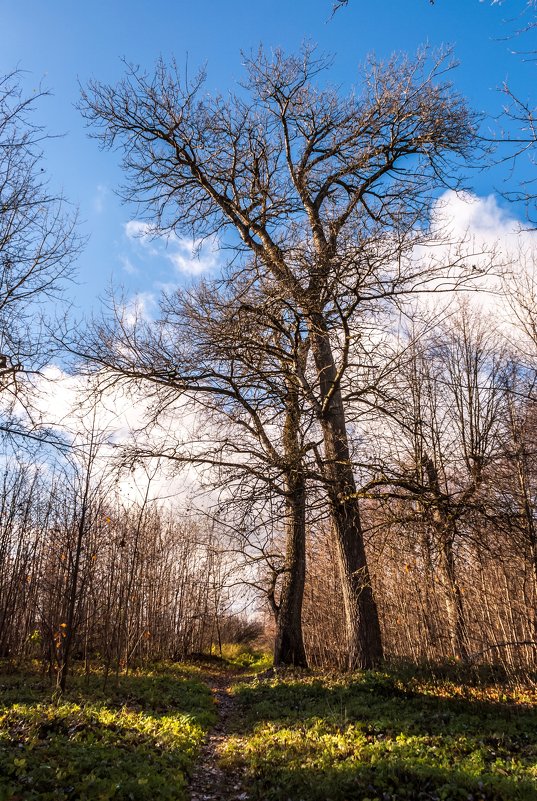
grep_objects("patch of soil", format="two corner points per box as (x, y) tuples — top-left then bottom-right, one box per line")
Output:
(189, 670), (253, 801)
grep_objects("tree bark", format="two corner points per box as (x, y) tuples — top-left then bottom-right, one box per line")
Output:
(57, 503), (86, 693)
(273, 472), (308, 667)
(422, 456), (469, 662)
(310, 316), (383, 669)
(437, 528), (469, 662)
(273, 382), (308, 668)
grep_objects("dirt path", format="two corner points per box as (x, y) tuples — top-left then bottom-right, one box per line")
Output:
(188, 669), (251, 801)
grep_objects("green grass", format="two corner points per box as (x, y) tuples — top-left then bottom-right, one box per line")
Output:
(218, 643), (273, 672)
(3, 658), (536, 801)
(0, 662), (216, 801)
(222, 667), (537, 801)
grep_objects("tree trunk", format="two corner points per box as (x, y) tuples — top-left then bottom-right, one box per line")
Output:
(329, 491), (384, 669)
(422, 456), (469, 662)
(57, 507), (86, 693)
(273, 381), (308, 668)
(528, 542), (537, 665)
(309, 316), (383, 669)
(515, 456), (537, 664)
(438, 528), (469, 662)
(273, 472), (308, 668)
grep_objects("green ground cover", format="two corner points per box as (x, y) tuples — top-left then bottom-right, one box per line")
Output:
(0, 662), (216, 801)
(218, 643), (273, 672)
(223, 667), (537, 801)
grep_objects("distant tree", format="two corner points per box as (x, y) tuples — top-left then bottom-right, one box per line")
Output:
(54, 408), (111, 692)
(357, 310), (508, 661)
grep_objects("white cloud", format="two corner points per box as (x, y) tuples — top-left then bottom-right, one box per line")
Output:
(124, 220), (153, 241)
(28, 366), (203, 507)
(431, 191), (528, 251)
(119, 254), (139, 275)
(404, 191), (537, 325)
(166, 234), (220, 275)
(124, 221), (220, 276)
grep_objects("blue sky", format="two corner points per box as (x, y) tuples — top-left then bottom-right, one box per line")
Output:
(1, 0), (535, 313)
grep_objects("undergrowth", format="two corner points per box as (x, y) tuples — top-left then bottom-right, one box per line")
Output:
(0, 661), (215, 801)
(3, 656), (535, 801)
(218, 643), (273, 672)
(222, 665), (537, 801)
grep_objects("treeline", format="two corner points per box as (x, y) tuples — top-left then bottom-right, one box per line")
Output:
(3, 311), (537, 681)
(279, 305), (537, 671)
(2, 305), (537, 678)
(0, 460), (252, 684)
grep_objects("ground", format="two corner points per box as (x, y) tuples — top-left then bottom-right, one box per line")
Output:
(222, 665), (537, 801)
(188, 667), (251, 801)
(0, 662), (215, 801)
(0, 656), (536, 801)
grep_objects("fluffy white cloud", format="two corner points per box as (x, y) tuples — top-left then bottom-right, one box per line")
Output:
(431, 190), (530, 252)
(406, 191), (536, 325)
(124, 221), (220, 276)
(166, 234), (220, 275)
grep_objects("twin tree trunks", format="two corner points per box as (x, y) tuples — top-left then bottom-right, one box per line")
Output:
(273, 314), (384, 671)
(80, 47), (478, 672)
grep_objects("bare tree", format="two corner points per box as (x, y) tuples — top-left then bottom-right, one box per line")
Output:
(0, 72), (79, 410)
(357, 310), (508, 660)
(75, 269), (313, 667)
(80, 46), (484, 668)
(54, 407), (114, 692)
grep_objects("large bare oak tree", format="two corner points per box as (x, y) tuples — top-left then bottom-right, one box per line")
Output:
(81, 46), (480, 668)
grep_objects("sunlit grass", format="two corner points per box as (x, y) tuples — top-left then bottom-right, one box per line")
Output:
(222, 667), (537, 801)
(218, 643), (273, 672)
(0, 662), (216, 801)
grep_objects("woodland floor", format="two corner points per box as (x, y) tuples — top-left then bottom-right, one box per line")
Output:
(0, 657), (536, 800)
(188, 666), (252, 801)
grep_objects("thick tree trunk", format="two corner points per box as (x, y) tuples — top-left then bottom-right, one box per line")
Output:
(327, 477), (383, 670)
(273, 382), (308, 668)
(309, 316), (383, 670)
(273, 472), (308, 668)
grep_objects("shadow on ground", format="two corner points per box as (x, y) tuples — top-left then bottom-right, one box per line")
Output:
(0, 663), (216, 801)
(223, 669), (537, 801)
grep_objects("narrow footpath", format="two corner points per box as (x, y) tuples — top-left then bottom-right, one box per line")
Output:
(188, 669), (251, 801)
